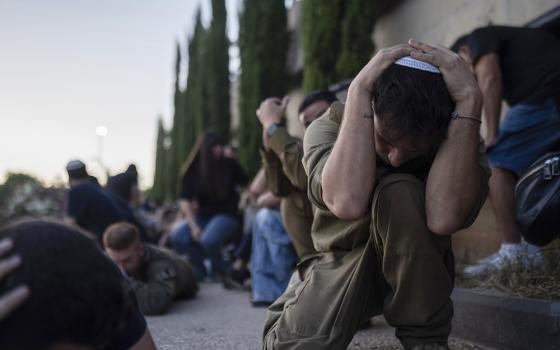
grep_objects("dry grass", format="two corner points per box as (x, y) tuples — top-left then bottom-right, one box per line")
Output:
(456, 240), (560, 300)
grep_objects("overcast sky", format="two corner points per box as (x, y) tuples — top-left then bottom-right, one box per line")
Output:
(0, 0), (240, 189)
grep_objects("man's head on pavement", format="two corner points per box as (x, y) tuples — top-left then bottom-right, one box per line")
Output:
(451, 34), (473, 66)
(0, 219), (129, 350)
(372, 58), (454, 168)
(298, 90), (338, 128)
(104, 222), (144, 276)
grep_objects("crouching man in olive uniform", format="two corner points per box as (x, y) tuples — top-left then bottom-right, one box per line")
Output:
(104, 222), (198, 315)
(262, 41), (490, 349)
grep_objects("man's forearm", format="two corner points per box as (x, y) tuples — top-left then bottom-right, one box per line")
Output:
(426, 99), (482, 235)
(322, 81), (376, 219)
(179, 200), (197, 227)
(474, 54), (503, 143)
(480, 76), (502, 142)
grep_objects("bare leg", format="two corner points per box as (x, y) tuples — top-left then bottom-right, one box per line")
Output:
(488, 166), (521, 244)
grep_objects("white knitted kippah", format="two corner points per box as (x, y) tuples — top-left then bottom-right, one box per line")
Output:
(394, 56), (440, 74)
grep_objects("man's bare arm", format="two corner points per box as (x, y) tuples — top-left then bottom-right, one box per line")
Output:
(410, 40), (483, 235)
(322, 45), (413, 219)
(475, 53), (502, 147)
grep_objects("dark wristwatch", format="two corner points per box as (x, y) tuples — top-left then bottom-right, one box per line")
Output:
(266, 122), (284, 137)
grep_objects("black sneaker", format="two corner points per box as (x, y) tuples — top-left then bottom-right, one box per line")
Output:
(249, 296), (273, 308)
(222, 268), (250, 290)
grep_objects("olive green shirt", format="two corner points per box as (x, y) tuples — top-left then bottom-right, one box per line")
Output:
(260, 127), (308, 195)
(302, 102), (491, 252)
(131, 244), (198, 315)
(260, 127), (317, 257)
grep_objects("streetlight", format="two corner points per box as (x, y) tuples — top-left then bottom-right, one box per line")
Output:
(96, 125), (108, 176)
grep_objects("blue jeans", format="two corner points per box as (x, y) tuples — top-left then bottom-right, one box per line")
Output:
(251, 208), (297, 303)
(488, 98), (560, 174)
(170, 214), (239, 280)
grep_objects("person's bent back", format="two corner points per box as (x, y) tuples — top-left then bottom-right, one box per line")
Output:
(0, 220), (152, 350)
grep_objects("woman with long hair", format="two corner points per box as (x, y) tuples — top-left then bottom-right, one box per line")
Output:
(170, 131), (248, 280)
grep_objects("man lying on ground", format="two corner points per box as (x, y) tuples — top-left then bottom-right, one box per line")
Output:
(104, 221), (199, 315)
(262, 41), (490, 350)
(0, 219), (156, 350)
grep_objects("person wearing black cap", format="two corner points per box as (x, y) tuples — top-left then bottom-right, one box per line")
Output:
(65, 160), (125, 243)
(256, 90), (337, 260)
(262, 42), (490, 349)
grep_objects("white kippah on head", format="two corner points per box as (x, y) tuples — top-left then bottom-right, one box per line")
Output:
(394, 56), (440, 74)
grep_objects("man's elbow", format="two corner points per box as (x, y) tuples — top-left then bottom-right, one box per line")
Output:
(325, 196), (367, 220)
(139, 296), (172, 316)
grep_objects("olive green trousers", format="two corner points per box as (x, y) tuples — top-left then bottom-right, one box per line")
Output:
(281, 191), (316, 259)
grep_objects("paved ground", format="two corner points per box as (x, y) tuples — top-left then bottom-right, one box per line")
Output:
(147, 282), (496, 350)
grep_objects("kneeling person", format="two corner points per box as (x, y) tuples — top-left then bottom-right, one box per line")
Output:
(104, 222), (198, 315)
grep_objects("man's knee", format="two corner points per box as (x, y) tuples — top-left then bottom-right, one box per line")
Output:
(170, 221), (191, 247)
(371, 174), (451, 251)
(372, 174), (425, 219)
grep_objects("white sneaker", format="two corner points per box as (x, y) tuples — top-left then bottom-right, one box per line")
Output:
(463, 242), (544, 277)
(520, 241), (545, 268)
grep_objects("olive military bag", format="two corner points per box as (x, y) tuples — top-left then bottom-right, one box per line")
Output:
(515, 152), (560, 246)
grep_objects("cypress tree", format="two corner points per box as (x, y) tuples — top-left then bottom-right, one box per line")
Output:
(167, 43), (184, 198)
(335, 0), (375, 80)
(187, 10), (209, 136)
(238, 0), (288, 175)
(179, 19), (202, 179)
(206, 0), (231, 139)
(301, 0), (345, 93)
(151, 117), (167, 202)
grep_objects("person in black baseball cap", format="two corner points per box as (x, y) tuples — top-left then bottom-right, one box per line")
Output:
(64, 160), (124, 242)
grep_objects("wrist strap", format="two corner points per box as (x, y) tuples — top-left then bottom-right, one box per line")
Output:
(451, 111), (481, 124)
(266, 122), (284, 137)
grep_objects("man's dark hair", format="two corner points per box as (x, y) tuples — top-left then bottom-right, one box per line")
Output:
(372, 64), (455, 145)
(451, 34), (470, 53)
(0, 219), (129, 349)
(298, 90), (338, 113)
(104, 221), (140, 250)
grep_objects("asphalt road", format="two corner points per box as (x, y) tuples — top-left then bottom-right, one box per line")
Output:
(147, 282), (495, 350)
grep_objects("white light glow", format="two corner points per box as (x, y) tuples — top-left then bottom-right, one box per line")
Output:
(96, 125), (108, 137)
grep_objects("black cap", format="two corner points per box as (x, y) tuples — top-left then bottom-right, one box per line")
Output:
(298, 90), (337, 114)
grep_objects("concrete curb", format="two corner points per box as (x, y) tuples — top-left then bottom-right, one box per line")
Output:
(451, 288), (560, 350)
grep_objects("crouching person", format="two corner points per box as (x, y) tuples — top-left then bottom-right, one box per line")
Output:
(104, 222), (199, 315)
(0, 220), (156, 350)
(262, 41), (490, 349)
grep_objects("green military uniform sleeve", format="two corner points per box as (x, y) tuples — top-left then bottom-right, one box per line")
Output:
(302, 103), (344, 211)
(266, 127), (308, 191)
(260, 146), (299, 197)
(174, 256), (199, 298)
(131, 260), (177, 316)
